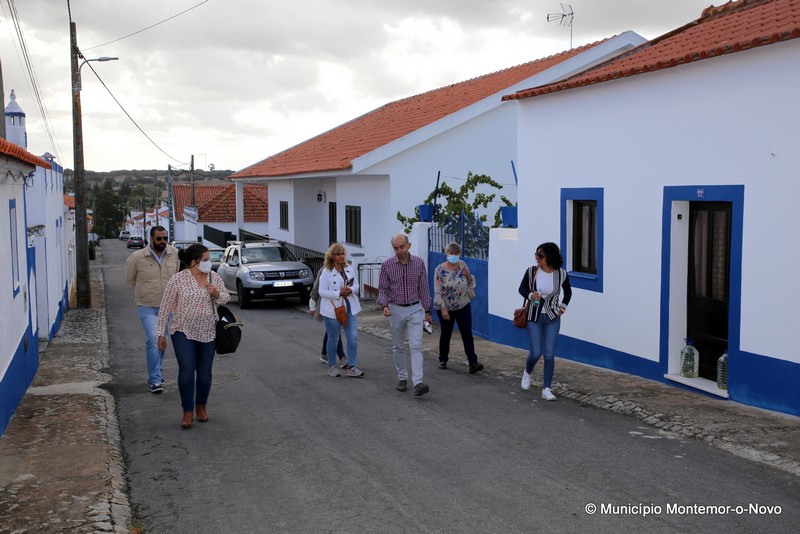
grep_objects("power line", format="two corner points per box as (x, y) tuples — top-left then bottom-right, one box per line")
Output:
(82, 59), (190, 165)
(2, 0), (65, 162)
(83, 0), (209, 51)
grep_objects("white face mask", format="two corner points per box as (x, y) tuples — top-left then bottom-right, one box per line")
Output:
(447, 255), (460, 264)
(197, 260), (212, 273)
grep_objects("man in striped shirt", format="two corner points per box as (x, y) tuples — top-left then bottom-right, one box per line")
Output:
(377, 234), (433, 396)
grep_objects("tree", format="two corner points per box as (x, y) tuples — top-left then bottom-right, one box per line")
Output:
(396, 172), (513, 231)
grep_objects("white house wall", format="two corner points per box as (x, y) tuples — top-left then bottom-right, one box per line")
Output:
(268, 181), (293, 244)
(334, 175), (391, 264)
(511, 40), (800, 414)
(365, 103), (520, 238)
(292, 179), (327, 252)
(28, 163), (67, 340)
(0, 176), (29, 376)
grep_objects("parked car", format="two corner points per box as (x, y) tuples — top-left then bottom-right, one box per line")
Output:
(170, 240), (199, 251)
(127, 236), (145, 249)
(208, 247), (225, 272)
(119, 230), (130, 241)
(217, 242), (313, 308)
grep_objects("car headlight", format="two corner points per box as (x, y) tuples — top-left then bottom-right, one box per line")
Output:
(299, 269), (310, 278)
(250, 272), (266, 281)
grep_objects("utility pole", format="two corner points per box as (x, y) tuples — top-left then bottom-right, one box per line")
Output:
(70, 22), (91, 308)
(190, 154), (195, 207)
(167, 165), (175, 239)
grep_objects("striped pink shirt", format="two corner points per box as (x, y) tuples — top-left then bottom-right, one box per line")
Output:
(156, 270), (230, 342)
(377, 255), (432, 310)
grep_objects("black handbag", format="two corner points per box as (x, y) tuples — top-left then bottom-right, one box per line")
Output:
(215, 304), (243, 354)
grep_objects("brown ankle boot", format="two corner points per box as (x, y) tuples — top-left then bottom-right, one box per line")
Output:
(196, 404), (209, 423)
(181, 411), (193, 429)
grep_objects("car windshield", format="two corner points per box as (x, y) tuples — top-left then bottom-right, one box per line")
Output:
(241, 246), (296, 264)
(209, 250), (224, 261)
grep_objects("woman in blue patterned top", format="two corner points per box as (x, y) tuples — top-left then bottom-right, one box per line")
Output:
(433, 242), (483, 374)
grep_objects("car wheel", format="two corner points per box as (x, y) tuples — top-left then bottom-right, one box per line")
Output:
(237, 281), (251, 309)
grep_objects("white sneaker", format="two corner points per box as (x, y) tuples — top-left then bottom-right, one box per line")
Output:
(521, 371), (531, 390)
(541, 387), (556, 401)
(328, 366), (341, 377)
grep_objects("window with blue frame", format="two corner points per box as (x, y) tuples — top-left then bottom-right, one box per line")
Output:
(9, 199), (20, 296)
(561, 188), (603, 293)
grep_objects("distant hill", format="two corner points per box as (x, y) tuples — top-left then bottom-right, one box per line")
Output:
(63, 168), (235, 190)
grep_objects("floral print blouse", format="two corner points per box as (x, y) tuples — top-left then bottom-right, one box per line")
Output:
(433, 262), (476, 312)
(156, 270), (230, 343)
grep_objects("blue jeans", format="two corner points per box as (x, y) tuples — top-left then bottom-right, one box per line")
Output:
(170, 331), (216, 412)
(525, 313), (561, 389)
(321, 332), (345, 358)
(137, 306), (164, 386)
(323, 302), (358, 367)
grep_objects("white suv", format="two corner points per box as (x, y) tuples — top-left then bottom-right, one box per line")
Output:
(119, 230), (130, 240)
(217, 242), (313, 308)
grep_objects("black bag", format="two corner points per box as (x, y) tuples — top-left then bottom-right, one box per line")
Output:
(215, 304), (243, 354)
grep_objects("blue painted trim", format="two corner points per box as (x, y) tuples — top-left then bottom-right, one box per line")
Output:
(9, 198), (20, 297)
(488, 311), (800, 415)
(0, 324), (37, 436)
(730, 350), (800, 417)
(659, 185), (744, 375)
(560, 188), (603, 293)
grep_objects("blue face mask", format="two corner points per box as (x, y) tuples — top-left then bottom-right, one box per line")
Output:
(447, 255), (460, 264)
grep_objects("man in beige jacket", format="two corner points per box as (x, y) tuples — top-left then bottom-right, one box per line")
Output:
(126, 226), (180, 393)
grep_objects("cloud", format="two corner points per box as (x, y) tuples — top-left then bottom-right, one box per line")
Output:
(2, 0), (709, 171)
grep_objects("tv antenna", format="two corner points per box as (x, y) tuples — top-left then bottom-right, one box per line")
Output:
(547, 3), (574, 49)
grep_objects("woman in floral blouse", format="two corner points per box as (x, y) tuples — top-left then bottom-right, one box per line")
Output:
(157, 244), (230, 429)
(433, 242), (483, 374)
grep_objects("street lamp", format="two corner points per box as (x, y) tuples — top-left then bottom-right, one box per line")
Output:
(70, 20), (117, 308)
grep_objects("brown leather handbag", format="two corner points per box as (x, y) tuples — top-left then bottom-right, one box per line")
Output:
(512, 266), (535, 328)
(333, 299), (348, 325)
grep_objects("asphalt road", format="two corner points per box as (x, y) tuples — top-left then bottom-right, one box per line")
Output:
(103, 240), (799, 533)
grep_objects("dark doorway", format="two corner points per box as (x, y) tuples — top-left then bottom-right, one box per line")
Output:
(328, 202), (337, 245)
(687, 202), (731, 380)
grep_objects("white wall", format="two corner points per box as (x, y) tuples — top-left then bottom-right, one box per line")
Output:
(334, 175), (392, 266)
(368, 104), (520, 233)
(0, 166), (31, 376)
(515, 40), (800, 365)
(267, 180), (293, 244)
(293, 179), (328, 252)
(27, 163), (67, 339)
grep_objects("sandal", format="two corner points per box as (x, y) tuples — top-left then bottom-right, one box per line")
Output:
(438, 361), (448, 370)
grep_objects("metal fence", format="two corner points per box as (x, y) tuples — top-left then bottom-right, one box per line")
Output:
(428, 212), (490, 260)
(284, 243), (326, 278)
(356, 262), (383, 300)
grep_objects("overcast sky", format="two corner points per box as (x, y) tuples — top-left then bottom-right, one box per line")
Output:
(2, 0), (712, 173)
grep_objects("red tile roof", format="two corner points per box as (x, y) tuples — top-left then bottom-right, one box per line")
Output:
(0, 138), (51, 169)
(64, 194), (75, 209)
(230, 40), (608, 179)
(504, 0), (800, 101)
(172, 183), (268, 222)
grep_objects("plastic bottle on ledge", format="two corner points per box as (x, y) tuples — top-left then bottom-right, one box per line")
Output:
(717, 349), (728, 390)
(680, 339), (699, 378)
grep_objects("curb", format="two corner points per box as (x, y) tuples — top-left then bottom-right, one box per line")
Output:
(354, 307), (800, 478)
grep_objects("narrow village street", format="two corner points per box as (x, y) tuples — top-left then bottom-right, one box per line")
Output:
(102, 241), (799, 533)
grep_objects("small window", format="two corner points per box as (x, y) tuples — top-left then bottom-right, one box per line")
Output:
(573, 200), (597, 275)
(279, 201), (289, 230)
(345, 205), (361, 246)
(561, 188), (603, 293)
